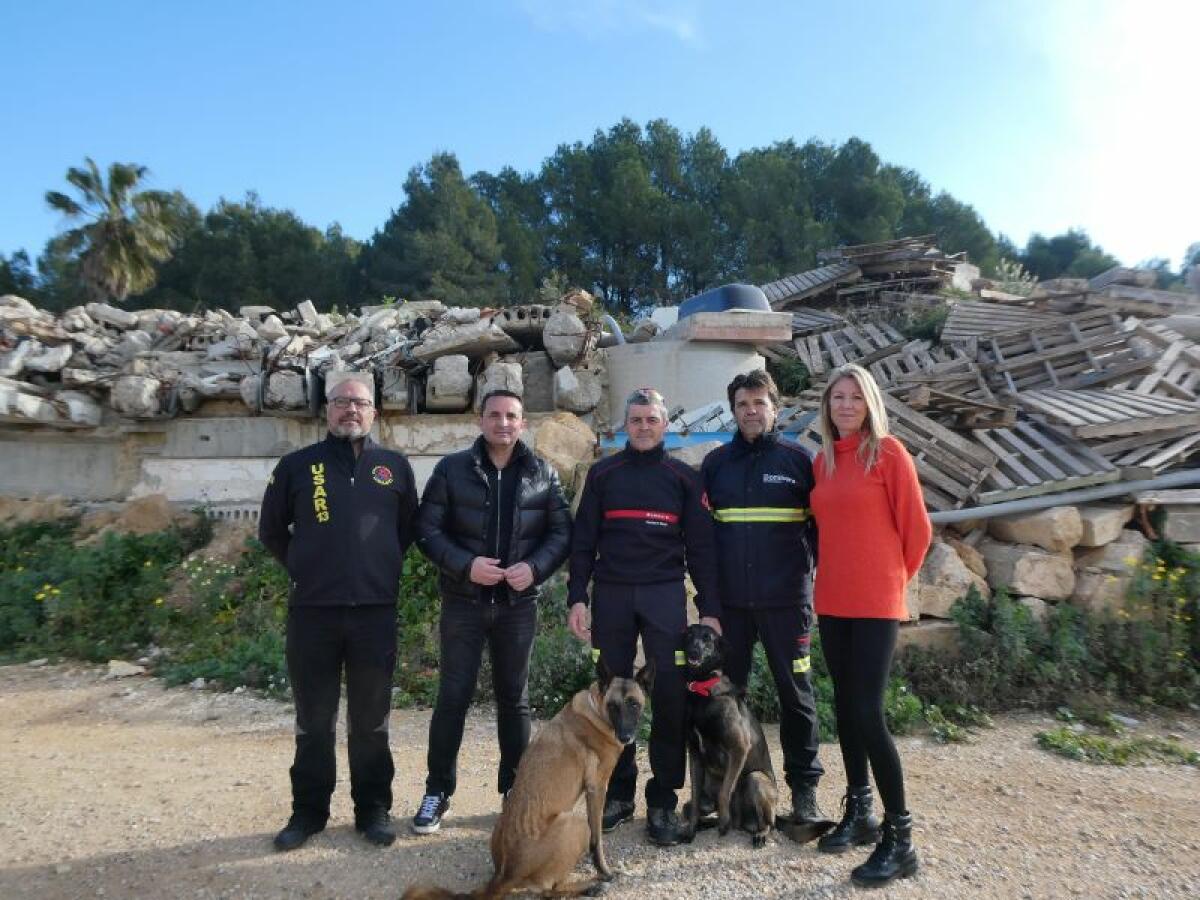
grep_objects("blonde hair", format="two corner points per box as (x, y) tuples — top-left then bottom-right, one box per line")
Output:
(818, 364), (889, 473)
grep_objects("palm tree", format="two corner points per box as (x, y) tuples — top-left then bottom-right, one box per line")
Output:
(45, 158), (188, 303)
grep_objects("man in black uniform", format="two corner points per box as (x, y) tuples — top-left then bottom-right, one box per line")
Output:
(259, 375), (418, 851)
(410, 389), (571, 834)
(701, 369), (825, 826)
(567, 387), (721, 847)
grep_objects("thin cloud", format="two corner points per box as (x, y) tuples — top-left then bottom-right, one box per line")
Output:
(518, 0), (704, 47)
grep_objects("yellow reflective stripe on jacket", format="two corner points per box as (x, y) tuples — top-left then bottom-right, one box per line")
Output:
(674, 650), (686, 666)
(712, 506), (810, 523)
(793, 656), (811, 674)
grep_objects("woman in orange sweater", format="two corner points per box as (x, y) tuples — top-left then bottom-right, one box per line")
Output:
(810, 363), (931, 887)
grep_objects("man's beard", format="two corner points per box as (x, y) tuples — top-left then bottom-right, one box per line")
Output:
(331, 422), (369, 439)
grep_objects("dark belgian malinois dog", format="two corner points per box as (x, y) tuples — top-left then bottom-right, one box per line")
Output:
(680, 623), (779, 848)
(402, 658), (654, 900)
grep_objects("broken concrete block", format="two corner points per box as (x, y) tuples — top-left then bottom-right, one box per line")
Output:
(59, 307), (95, 332)
(627, 319), (660, 343)
(61, 367), (99, 389)
(1163, 509), (1200, 543)
(110, 375), (162, 418)
(113, 330), (154, 361)
(256, 314), (288, 342)
(543, 307), (588, 366)
(53, 390), (103, 427)
(988, 506), (1082, 553)
(264, 371), (307, 410)
(553, 364), (602, 414)
(85, 302), (139, 330)
(533, 412), (595, 488)
(497, 305), (552, 341)
(0, 341), (36, 377)
(668, 440), (724, 471)
(520, 352), (556, 413)
(379, 367), (409, 412)
(1075, 531), (1149, 574)
(23, 343), (76, 373)
(443, 308), (482, 325)
(425, 354), (472, 411)
(475, 361), (523, 411)
(1070, 571), (1132, 616)
(918, 541), (990, 618)
(239, 305), (276, 322)
(296, 300), (319, 326)
(134, 309), (181, 335)
(979, 538), (1075, 600)
(0, 294), (37, 314)
(239, 375), (261, 411)
(413, 318), (519, 362)
(1076, 504), (1134, 547)
(1017, 595), (1048, 622)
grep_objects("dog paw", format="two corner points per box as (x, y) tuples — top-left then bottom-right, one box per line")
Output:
(717, 816), (731, 836)
(584, 882), (608, 897)
(752, 833), (768, 849)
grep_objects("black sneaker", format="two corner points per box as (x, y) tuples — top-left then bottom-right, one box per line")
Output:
(272, 815), (324, 852)
(646, 807), (682, 847)
(412, 792), (449, 835)
(602, 798), (635, 832)
(356, 809), (396, 847)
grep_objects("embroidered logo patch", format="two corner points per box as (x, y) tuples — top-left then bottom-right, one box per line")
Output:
(371, 464), (394, 486)
(311, 463), (330, 523)
(763, 473), (796, 485)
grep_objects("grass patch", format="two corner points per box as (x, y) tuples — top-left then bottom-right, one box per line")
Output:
(1036, 726), (1199, 767)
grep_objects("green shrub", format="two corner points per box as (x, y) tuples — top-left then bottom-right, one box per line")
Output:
(765, 356), (810, 397)
(1036, 726), (1199, 766)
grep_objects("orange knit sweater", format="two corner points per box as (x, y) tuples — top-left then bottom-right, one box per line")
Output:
(811, 432), (932, 620)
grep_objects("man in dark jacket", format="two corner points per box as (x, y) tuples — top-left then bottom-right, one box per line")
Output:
(410, 389), (572, 834)
(701, 369), (825, 826)
(567, 387), (721, 847)
(259, 376), (418, 852)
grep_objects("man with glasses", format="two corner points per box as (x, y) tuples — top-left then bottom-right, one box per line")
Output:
(259, 376), (418, 851)
(409, 389), (571, 834)
(567, 387), (722, 846)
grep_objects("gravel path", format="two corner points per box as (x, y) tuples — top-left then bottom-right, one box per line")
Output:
(2, 662), (1198, 899)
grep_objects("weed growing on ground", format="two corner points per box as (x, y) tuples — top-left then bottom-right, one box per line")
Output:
(1036, 726), (1199, 766)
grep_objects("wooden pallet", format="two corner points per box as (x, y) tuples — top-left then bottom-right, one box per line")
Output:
(975, 311), (1152, 392)
(941, 301), (1064, 344)
(793, 323), (954, 385)
(901, 384), (1016, 429)
(762, 263), (862, 310)
(1120, 322), (1200, 402)
(1016, 388), (1200, 438)
(789, 307), (847, 336)
(777, 395), (998, 511)
(971, 420), (1119, 504)
(1084, 425), (1200, 478)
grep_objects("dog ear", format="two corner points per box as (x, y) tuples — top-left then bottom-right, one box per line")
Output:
(596, 654), (614, 693)
(635, 658), (655, 695)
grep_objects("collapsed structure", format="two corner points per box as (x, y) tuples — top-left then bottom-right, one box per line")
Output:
(3, 236), (1200, 644)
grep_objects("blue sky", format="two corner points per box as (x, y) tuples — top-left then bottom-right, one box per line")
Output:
(2, 0), (1195, 270)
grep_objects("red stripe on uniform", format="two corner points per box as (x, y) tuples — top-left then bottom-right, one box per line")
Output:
(604, 509), (680, 524)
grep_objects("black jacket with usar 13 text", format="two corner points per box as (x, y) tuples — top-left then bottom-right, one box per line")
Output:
(258, 433), (418, 607)
(701, 429), (817, 609)
(567, 442), (721, 618)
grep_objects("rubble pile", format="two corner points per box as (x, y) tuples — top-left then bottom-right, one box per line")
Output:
(0, 290), (611, 429)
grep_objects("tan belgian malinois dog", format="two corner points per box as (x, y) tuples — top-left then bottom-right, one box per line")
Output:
(402, 658), (654, 900)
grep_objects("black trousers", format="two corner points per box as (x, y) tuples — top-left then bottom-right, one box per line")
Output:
(591, 580), (687, 811)
(723, 601), (824, 789)
(818, 615), (907, 815)
(426, 596), (538, 797)
(286, 604), (398, 826)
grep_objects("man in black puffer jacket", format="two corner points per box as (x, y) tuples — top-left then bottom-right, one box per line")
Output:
(701, 369), (825, 829)
(410, 389), (572, 835)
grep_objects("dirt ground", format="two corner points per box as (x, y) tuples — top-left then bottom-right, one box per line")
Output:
(1, 662), (1198, 900)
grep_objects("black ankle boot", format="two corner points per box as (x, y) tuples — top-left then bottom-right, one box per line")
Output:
(817, 786), (880, 854)
(851, 811), (918, 887)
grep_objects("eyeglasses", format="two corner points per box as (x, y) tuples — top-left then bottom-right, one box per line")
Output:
(330, 397), (374, 410)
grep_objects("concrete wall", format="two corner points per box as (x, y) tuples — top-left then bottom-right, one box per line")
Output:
(0, 413), (559, 510)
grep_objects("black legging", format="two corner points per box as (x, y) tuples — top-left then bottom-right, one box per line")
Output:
(818, 615), (907, 814)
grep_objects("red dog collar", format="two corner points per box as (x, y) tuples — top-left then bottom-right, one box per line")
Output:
(686, 676), (721, 697)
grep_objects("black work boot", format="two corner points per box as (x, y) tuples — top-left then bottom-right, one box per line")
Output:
(646, 807), (682, 846)
(817, 786), (880, 854)
(272, 814), (324, 852)
(851, 811), (918, 887)
(602, 799), (635, 833)
(791, 783), (825, 823)
(355, 808), (397, 847)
